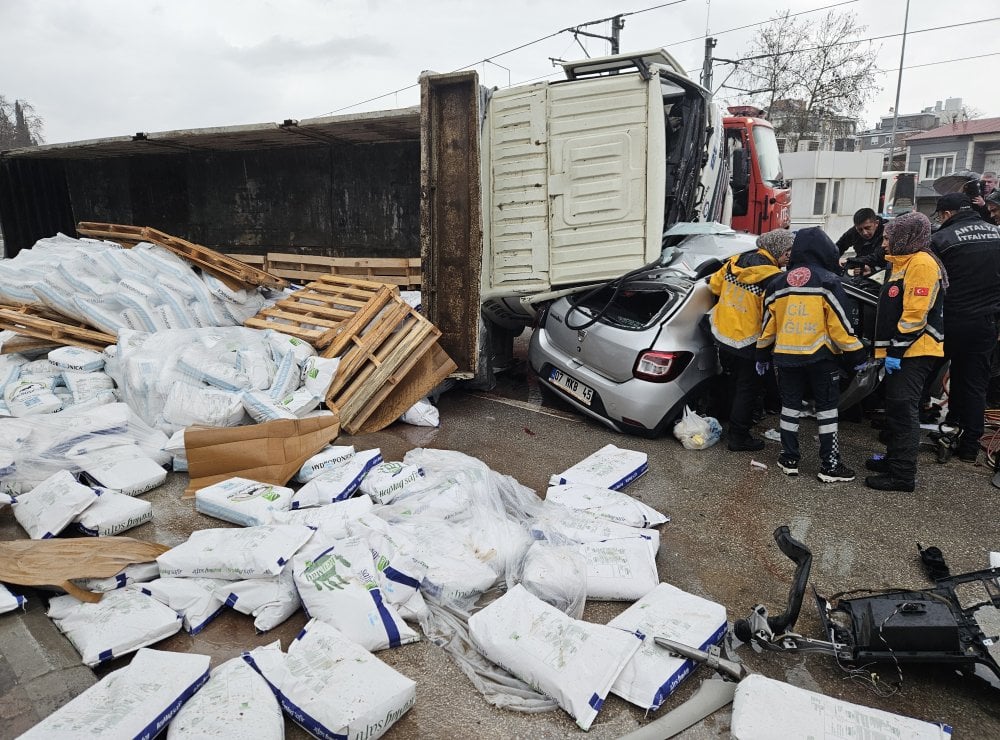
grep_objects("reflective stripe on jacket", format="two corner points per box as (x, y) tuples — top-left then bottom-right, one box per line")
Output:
(707, 249), (781, 355)
(873, 251), (944, 359)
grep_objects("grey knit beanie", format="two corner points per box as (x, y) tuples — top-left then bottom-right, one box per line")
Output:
(756, 229), (794, 259)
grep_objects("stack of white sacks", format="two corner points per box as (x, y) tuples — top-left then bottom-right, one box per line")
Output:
(26, 444), (736, 735)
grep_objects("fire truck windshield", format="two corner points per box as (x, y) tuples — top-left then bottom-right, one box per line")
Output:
(752, 125), (784, 184)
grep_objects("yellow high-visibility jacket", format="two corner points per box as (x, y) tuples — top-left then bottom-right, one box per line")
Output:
(707, 248), (782, 356)
(874, 251), (944, 359)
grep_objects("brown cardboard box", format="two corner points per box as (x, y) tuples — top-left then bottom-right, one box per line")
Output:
(184, 413), (340, 497)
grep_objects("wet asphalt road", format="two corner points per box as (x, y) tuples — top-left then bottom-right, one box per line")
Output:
(2, 337), (999, 738)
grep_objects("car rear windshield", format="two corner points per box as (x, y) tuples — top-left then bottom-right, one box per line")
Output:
(572, 283), (685, 330)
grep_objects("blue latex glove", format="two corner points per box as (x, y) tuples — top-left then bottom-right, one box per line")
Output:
(755, 361), (770, 376)
(884, 356), (901, 374)
(853, 359), (870, 373)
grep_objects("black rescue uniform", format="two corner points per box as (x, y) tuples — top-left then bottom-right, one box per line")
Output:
(758, 228), (865, 473)
(931, 209), (1000, 456)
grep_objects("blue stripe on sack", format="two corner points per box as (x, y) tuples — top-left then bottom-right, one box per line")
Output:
(225, 593), (239, 608)
(241, 653), (282, 699)
(42, 532), (54, 539)
(188, 605), (226, 635)
(294, 625), (309, 641)
(134, 668), (210, 740)
(383, 566), (421, 590)
(277, 557), (286, 566)
(74, 523), (99, 537)
(369, 588), (402, 647)
(650, 621), (728, 711)
(588, 693), (604, 711)
(610, 462), (649, 490)
(279, 694), (347, 740)
(115, 573), (127, 587)
(291, 501), (301, 510)
(141, 587), (151, 596)
(98, 649), (113, 663)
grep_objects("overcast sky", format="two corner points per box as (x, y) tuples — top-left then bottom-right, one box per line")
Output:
(1, 0), (996, 145)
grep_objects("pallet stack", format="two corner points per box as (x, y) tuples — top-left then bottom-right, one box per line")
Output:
(242, 275), (455, 434)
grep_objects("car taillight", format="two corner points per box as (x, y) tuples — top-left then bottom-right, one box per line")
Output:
(632, 350), (692, 382)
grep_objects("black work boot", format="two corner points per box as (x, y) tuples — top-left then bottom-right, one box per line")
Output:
(865, 474), (915, 492)
(728, 430), (765, 452)
(864, 456), (889, 473)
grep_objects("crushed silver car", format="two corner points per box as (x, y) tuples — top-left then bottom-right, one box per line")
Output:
(529, 227), (882, 436)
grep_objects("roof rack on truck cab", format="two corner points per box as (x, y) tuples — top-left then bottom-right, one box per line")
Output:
(560, 48), (688, 81)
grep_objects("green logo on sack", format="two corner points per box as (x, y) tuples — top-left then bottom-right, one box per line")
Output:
(303, 552), (351, 591)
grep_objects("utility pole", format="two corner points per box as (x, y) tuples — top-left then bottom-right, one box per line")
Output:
(887, 0), (910, 172)
(610, 14), (624, 55)
(701, 37), (717, 91)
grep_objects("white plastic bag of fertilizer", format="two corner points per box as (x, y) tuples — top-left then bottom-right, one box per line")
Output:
(20, 648), (210, 740)
(550, 444), (648, 490)
(292, 537), (419, 651)
(359, 461), (424, 505)
(533, 503), (661, 555)
(4, 379), (62, 416)
(608, 583), (728, 710)
(216, 566), (301, 632)
(14, 470), (99, 539)
(580, 538), (659, 601)
(267, 350), (301, 401)
(266, 330), (317, 364)
(47, 588), (183, 666)
(516, 541), (588, 619)
(731, 674), (952, 739)
(400, 398), (440, 427)
(162, 383), (246, 429)
(48, 346), (105, 372)
(77, 445), (168, 495)
(546, 482), (667, 528)
(141, 577), (229, 634)
(290, 448), (382, 508)
(0, 582), (26, 614)
(242, 390), (297, 423)
(157, 525), (314, 580)
(243, 621), (416, 740)
(194, 477), (293, 527)
(73, 561), (160, 593)
(295, 444), (356, 483)
(273, 387), (321, 417)
(301, 355), (340, 397)
(62, 371), (116, 404)
(74, 489), (153, 536)
(468, 584), (643, 731)
(270, 496), (373, 539)
(167, 655), (283, 740)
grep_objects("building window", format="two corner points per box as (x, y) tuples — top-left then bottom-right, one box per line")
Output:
(922, 154), (955, 180)
(831, 180), (842, 214)
(775, 137), (787, 153)
(813, 182), (827, 216)
(870, 136), (879, 145)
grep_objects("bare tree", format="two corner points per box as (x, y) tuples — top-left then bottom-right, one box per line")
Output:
(730, 11), (879, 149)
(0, 95), (45, 149)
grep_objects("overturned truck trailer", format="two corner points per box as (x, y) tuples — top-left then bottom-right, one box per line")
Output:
(0, 50), (729, 384)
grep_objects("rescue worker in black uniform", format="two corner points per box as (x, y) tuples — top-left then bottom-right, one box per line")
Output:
(757, 227), (867, 482)
(707, 229), (793, 451)
(866, 212), (946, 492)
(930, 192), (1000, 462)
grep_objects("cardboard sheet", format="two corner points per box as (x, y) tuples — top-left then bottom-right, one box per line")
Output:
(184, 413), (340, 497)
(0, 537), (169, 603)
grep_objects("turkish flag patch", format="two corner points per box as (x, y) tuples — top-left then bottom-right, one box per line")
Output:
(913, 287), (930, 296)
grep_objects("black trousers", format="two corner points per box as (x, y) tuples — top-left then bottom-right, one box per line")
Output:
(720, 351), (760, 437)
(883, 356), (937, 484)
(944, 314), (998, 452)
(777, 360), (842, 469)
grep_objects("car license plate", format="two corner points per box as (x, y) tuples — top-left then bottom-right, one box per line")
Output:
(549, 368), (594, 406)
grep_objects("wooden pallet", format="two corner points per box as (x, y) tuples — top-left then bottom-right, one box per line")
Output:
(224, 253), (267, 270)
(76, 222), (289, 291)
(0, 307), (116, 352)
(322, 293), (453, 434)
(243, 276), (396, 348)
(266, 253), (421, 288)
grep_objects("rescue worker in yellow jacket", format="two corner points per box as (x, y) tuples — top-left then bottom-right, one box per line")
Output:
(708, 229), (793, 451)
(865, 211), (946, 492)
(757, 227), (866, 482)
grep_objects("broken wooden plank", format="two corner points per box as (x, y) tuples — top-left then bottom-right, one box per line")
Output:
(266, 253), (421, 288)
